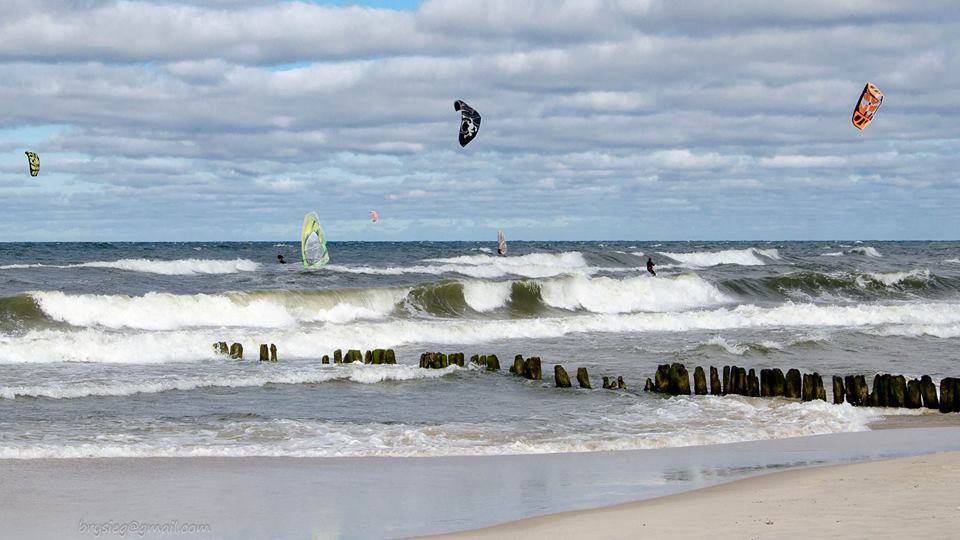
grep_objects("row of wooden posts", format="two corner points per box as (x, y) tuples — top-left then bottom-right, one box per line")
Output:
(212, 344), (959, 413)
(420, 352), (627, 390)
(645, 362), (960, 414)
(213, 342), (278, 362)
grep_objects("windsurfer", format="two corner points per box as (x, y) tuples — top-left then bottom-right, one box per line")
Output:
(646, 257), (656, 276)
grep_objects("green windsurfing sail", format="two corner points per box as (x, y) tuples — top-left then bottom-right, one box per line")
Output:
(300, 211), (330, 269)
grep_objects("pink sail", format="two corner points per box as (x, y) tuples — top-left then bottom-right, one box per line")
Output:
(370, 210), (379, 224)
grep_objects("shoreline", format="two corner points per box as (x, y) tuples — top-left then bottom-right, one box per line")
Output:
(1, 426), (958, 538)
(433, 451), (960, 539)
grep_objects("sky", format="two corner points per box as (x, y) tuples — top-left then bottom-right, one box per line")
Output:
(0, 0), (958, 241)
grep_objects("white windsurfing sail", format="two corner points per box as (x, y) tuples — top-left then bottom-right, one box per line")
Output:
(301, 211), (330, 269)
(497, 230), (507, 256)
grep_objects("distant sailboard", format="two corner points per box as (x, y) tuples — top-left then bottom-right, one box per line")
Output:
(852, 83), (883, 131)
(454, 100), (481, 147)
(370, 210), (379, 224)
(497, 230), (507, 256)
(300, 211), (330, 270)
(25, 151), (39, 177)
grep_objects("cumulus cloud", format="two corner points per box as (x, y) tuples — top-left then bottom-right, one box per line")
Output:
(0, 0), (957, 240)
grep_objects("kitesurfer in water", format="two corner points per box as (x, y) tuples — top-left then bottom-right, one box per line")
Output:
(277, 254), (286, 264)
(646, 257), (656, 276)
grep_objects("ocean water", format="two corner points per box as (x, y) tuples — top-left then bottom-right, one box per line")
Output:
(0, 240), (958, 459)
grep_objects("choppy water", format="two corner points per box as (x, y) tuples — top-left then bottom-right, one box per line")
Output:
(0, 241), (958, 459)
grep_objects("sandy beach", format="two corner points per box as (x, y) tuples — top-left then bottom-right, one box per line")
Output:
(1, 426), (958, 539)
(438, 451), (960, 539)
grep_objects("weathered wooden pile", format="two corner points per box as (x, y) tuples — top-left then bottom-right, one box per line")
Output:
(644, 362), (960, 413)
(419, 352), (503, 370)
(214, 342), (278, 361)
(319, 349), (397, 365)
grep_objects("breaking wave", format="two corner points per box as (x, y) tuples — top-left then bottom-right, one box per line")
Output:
(12, 273), (730, 331)
(823, 246), (883, 258)
(2, 301), (959, 364)
(659, 247), (780, 267)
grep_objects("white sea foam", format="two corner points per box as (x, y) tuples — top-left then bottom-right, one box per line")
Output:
(945, 258), (960, 264)
(538, 274), (731, 313)
(865, 324), (960, 339)
(850, 246), (882, 258)
(858, 269), (929, 287)
(31, 288), (406, 330)
(0, 258), (259, 275)
(4, 302), (960, 364)
(0, 364), (458, 400)
(704, 335), (748, 355)
(0, 396), (887, 458)
(0, 396), (892, 459)
(461, 281), (513, 312)
(659, 247), (780, 267)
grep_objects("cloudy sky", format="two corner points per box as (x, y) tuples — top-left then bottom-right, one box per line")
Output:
(1, 0), (957, 241)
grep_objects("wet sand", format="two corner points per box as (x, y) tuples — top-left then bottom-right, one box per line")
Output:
(1, 426), (959, 539)
(436, 451), (960, 539)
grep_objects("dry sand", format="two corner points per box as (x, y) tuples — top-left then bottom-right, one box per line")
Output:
(436, 452), (960, 539)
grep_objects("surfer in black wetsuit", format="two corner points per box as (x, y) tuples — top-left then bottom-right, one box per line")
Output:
(646, 257), (656, 276)
(277, 254), (286, 264)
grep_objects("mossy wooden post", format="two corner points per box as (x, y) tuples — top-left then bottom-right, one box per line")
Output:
(920, 375), (939, 409)
(270, 344), (277, 362)
(833, 376), (845, 405)
(602, 376), (611, 389)
(722, 366), (731, 395)
(812, 373), (826, 401)
(471, 354), (480, 366)
(760, 369), (770, 397)
(217, 342), (228, 355)
(511, 356), (524, 375)
(905, 379), (922, 409)
(767, 369), (783, 397)
(735, 367), (748, 396)
(576, 367), (591, 389)
(644, 378), (654, 391)
(259, 344), (269, 362)
(871, 374), (888, 407)
(322, 355), (330, 364)
(523, 357), (542, 380)
(487, 354), (500, 371)
(940, 378), (957, 413)
(655, 364), (671, 393)
(364, 350), (373, 364)
(668, 363), (691, 395)
(785, 369), (801, 399)
(439, 353), (449, 368)
(350, 349), (363, 363)
(890, 375), (906, 408)
(855, 375), (870, 406)
(617, 376), (625, 390)
(334, 349), (343, 363)
(554, 365), (572, 388)
(694, 367), (707, 395)
(229, 343), (243, 360)
(748, 369), (760, 397)
(385, 349), (396, 365)
(709, 367), (721, 395)
(801, 373), (813, 401)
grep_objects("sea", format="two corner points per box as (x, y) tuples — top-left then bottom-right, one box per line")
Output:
(0, 240), (958, 459)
